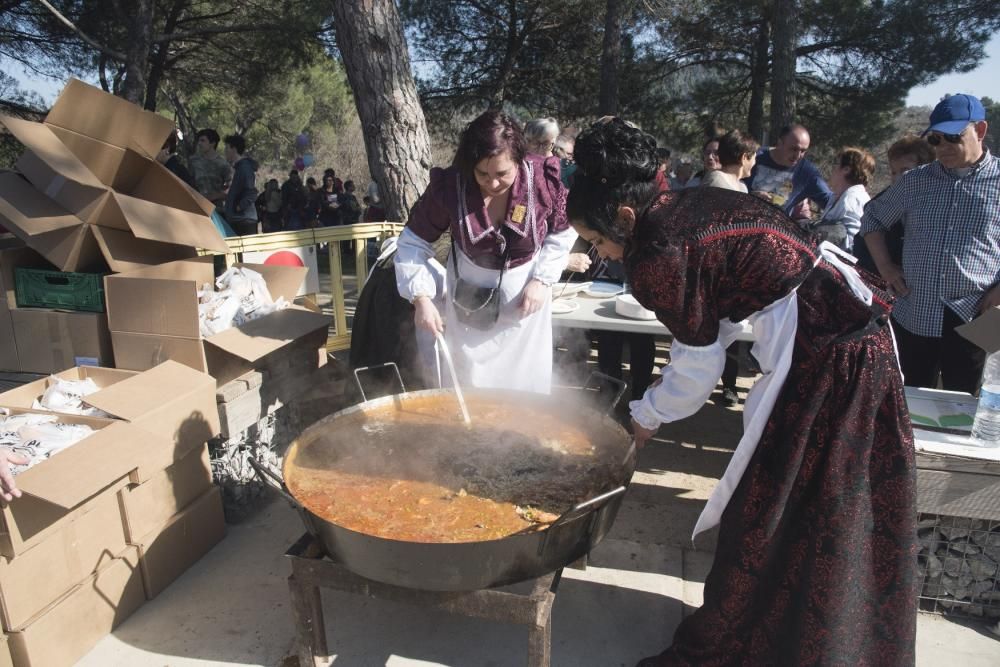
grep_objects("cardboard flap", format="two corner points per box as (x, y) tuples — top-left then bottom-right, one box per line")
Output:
(113, 192), (229, 252)
(13, 420), (140, 509)
(91, 225), (199, 274)
(0, 117), (106, 195)
(47, 126), (127, 189)
(84, 360), (213, 421)
(0, 173), (82, 235)
(119, 153), (212, 217)
(957, 307), (1000, 354)
(236, 262), (308, 301)
(45, 79), (173, 158)
(204, 307), (331, 363)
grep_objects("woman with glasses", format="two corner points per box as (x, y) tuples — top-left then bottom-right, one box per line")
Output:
(568, 118), (916, 666)
(394, 110), (576, 393)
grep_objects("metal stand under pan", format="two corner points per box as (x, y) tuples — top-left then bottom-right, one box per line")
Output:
(285, 533), (564, 667)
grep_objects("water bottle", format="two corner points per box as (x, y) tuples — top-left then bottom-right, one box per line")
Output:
(971, 351), (1000, 447)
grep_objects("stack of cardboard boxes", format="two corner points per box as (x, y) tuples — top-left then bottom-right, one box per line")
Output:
(0, 361), (223, 666)
(0, 80), (332, 665)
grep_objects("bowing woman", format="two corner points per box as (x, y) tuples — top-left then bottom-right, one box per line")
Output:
(567, 118), (916, 666)
(395, 110), (575, 393)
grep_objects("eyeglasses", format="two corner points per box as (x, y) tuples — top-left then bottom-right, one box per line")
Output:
(927, 125), (972, 146)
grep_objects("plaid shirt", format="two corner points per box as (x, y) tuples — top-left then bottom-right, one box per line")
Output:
(860, 151), (1000, 336)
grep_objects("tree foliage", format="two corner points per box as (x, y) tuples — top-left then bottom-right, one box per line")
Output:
(1, 0), (332, 109)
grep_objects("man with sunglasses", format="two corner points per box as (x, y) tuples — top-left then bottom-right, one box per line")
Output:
(861, 93), (1000, 393)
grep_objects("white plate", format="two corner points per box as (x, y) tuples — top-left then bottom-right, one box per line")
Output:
(552, 281), (592, 298)
(551, 299), (580, 314)
(615, 294), (657, 320)
(584, 281), (625, 298)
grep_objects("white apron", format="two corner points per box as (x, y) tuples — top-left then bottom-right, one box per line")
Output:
(442, 249), (553, 393)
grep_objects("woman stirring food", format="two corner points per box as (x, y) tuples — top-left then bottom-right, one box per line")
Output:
(395, 110), (575, 393)
(567, 118), (916, 666)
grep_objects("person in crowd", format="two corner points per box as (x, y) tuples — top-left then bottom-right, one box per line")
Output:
(701, 129), (758, 192)
(669, 159), (696, 190)
(567, 117), (915, 666)
(654, 147), (671, 191)
(687, 137), (721, 188)
(339, 180), (362, 225)
(747, 123), (833, 223)
(554, 134), (578, 188)
(222, 134), (259, 236)
(157, 130), (195, 188)
(524, 117), (560, 158)
(809, 147), (875, 251)
(257, 178), (283, 232)
(323, 168), (345, 194)
(363, 180), (386, 222)
(853, 135), (936, 274)
(281, 170), (306, 230)
(189, 128), (231, 208)
(395, 110), (576, 393)
(861, 93), (1000, 394)
(302, 176), (321, 228)
(318, 173), (342, 226)
(700, 129), (760, 406)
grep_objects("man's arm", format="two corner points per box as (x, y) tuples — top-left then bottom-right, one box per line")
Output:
(860, 179), (909, 295)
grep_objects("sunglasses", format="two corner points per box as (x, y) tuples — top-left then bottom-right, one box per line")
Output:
(927, 125), (972, 146)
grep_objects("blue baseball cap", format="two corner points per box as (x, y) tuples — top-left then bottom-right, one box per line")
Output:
(924, 94), (986, 135)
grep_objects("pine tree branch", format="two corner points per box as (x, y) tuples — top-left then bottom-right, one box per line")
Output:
(33, 0), (127, 61)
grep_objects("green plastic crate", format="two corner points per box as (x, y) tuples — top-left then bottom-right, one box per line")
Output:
(14, 267), (106, 313)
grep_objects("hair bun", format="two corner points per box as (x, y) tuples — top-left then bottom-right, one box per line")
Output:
(574, 117), (659, 186)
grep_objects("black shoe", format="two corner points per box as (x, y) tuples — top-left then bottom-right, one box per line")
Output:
(722, 387), (738, 406)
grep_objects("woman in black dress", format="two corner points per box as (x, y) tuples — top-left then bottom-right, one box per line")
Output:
(567, 118), (916, 666)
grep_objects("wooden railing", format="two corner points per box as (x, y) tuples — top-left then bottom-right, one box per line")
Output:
(211, 223), (405, 351)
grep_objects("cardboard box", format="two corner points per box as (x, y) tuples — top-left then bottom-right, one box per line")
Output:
(0, 634), (12, 667)
(136, 487), (225, 599)
(0, 366), (136, 413)
(0, 79), (229, 273)
(105, 258), (331, 385)
(957, 306), (1000, 354)
(119, 445), (213, 543)
(0, 486), (126, 630)
(7, 546), (144, 667)
(9, 309), (112, 373)
(0, 407), (189, 558)
(0, 361), (220, 456)
(0, 240), (54, 372)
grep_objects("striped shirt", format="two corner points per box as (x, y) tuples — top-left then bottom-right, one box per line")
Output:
(860, 151), (1000, 337)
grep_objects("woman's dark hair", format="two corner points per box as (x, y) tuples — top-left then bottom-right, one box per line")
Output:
(453, 110), (526, 179)
(566, 117), (660, 240)
(161, 130), (179, 154)
(717, 130), (759, 168)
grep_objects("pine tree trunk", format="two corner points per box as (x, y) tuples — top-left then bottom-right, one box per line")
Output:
(748, 18), (770, 143)
(598, 0), (624, 116)
(769, 0), (798, 139)
(119, 0), (154, 106)
(331, 0), (432, 222)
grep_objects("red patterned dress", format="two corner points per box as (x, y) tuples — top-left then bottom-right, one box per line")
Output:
(629, 188), (917, 666)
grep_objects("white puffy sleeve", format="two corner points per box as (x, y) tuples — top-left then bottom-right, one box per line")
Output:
(394, 227), (439, 302)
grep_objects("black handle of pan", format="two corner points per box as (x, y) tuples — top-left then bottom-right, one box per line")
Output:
(248, 456), (302, 510)
(537, 485), (627, 557)
(584, 372), (628, 415)
(353, 362), (407, 402)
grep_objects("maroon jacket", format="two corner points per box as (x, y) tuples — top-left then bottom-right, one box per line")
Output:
(406, 154), (569, 270)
